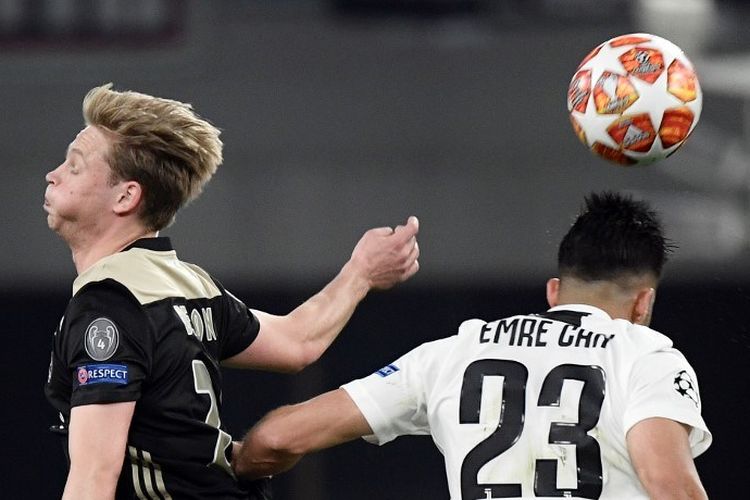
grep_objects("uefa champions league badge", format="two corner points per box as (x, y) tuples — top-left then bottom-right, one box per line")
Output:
(84, 317), (120, 361)
(376, 364), (399, 377)
(673, 370), (699, 407)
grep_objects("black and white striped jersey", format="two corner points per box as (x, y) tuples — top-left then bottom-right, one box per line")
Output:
(45, 238), (261, 499)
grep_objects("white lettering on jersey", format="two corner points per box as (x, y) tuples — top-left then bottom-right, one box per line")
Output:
(190, 308), (204, 341)
(202, 307), (217, 341)
(173, 305), (196, 336)
(173, 305), (217, 343)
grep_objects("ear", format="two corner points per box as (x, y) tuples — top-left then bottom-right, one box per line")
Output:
(113, 181), (143, 216)
(546, 278), (561, 308)
(632, 287), (656, 325)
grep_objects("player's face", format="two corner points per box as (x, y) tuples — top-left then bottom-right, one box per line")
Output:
(44, 126), (120, 242)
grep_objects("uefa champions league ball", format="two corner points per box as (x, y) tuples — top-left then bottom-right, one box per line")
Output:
(567, 33), (702, 166)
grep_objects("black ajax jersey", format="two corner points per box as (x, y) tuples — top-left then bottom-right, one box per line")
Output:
(45, 238), (262, 499)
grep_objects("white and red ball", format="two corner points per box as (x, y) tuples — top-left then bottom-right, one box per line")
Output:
(567, 33), (702, 166)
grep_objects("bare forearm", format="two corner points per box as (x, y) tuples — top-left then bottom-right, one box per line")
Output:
(64, 402), (133, 500)
(640, 479), (707, 500)
(234, 427), (303, 480)
(63, 467), (120, 500)
(233, 405), (307, 479)
(285, 260), (370, 365)
(628, 418), (707, 500)
(637, 466), (707, 500)
(284, 217), (419, 366)
(234, 389), (372, 480)
(227, 217), (419, 372)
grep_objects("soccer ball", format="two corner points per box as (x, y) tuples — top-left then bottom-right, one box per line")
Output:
(567, 33), (702, 166)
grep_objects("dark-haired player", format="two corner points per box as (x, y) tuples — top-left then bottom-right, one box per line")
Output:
(234, 191), (711, 499)
(44, 84), (419, 499)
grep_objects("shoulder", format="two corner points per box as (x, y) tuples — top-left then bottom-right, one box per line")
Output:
(64, 280), (150, 350)
(71, 279), (142, 315)
(458, 318), (488, 333)
(621, 327), (701, 400)
(610, 321), (675, 356)
(424, 316), (506, 358)
(407, 334), (459, 360)
(422, 318), (492, 352)
(74, 249), (222, 305)
(456, 317), (505, 338)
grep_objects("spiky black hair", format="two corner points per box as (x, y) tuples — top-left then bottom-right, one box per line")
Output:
(558, 191), (675, 281)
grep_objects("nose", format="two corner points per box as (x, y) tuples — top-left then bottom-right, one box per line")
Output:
(46, 163), (63, 185)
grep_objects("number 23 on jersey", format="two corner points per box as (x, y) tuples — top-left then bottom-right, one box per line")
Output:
(460, 360), (605, 499)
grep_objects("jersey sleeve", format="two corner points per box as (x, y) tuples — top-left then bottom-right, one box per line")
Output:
(61, 281), (152, 408)
(216, 286), (260, 360)
(622, 348), (712, 457)
(342, 338), (452, 446)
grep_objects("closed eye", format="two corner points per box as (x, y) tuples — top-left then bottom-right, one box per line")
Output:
(65, 145), (85, 173)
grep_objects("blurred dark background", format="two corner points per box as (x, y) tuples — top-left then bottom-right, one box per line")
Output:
(2, 0), (749, 498)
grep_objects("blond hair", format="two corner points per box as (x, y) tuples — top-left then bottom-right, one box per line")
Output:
(82, 83), (223, 230)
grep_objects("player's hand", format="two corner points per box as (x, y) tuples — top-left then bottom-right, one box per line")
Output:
(349, 216), (420, 290)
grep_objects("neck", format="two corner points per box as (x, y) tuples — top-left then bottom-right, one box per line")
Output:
(555, 275), (656, 323)
(69, 225), (157, 274)
(556, 293), (629, 320)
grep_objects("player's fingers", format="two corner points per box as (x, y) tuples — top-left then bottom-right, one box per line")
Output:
(401, 258), (420, 281)
(369, 226), (394, 237)
(398, 238), (417, 260)
(393, 216), (419, 241)
(396, 242), (419, 278)
(410, 240), (420, 262)
(392, 236), (417, 264)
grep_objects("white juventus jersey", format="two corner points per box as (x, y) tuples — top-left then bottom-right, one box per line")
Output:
(342, 304), (711, 500)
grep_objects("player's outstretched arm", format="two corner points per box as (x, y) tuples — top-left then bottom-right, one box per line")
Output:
(63, 402), (135, 500)
(223, 216), (419, 373)
(233, 388), (371, 480)
(626, 417), (708, 500)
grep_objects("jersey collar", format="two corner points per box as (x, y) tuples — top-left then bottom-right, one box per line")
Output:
(123, 237), (173, 252)
(547, 304), (612, 320)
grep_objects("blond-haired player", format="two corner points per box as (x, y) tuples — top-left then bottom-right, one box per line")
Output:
(44, 84), (419, 499)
